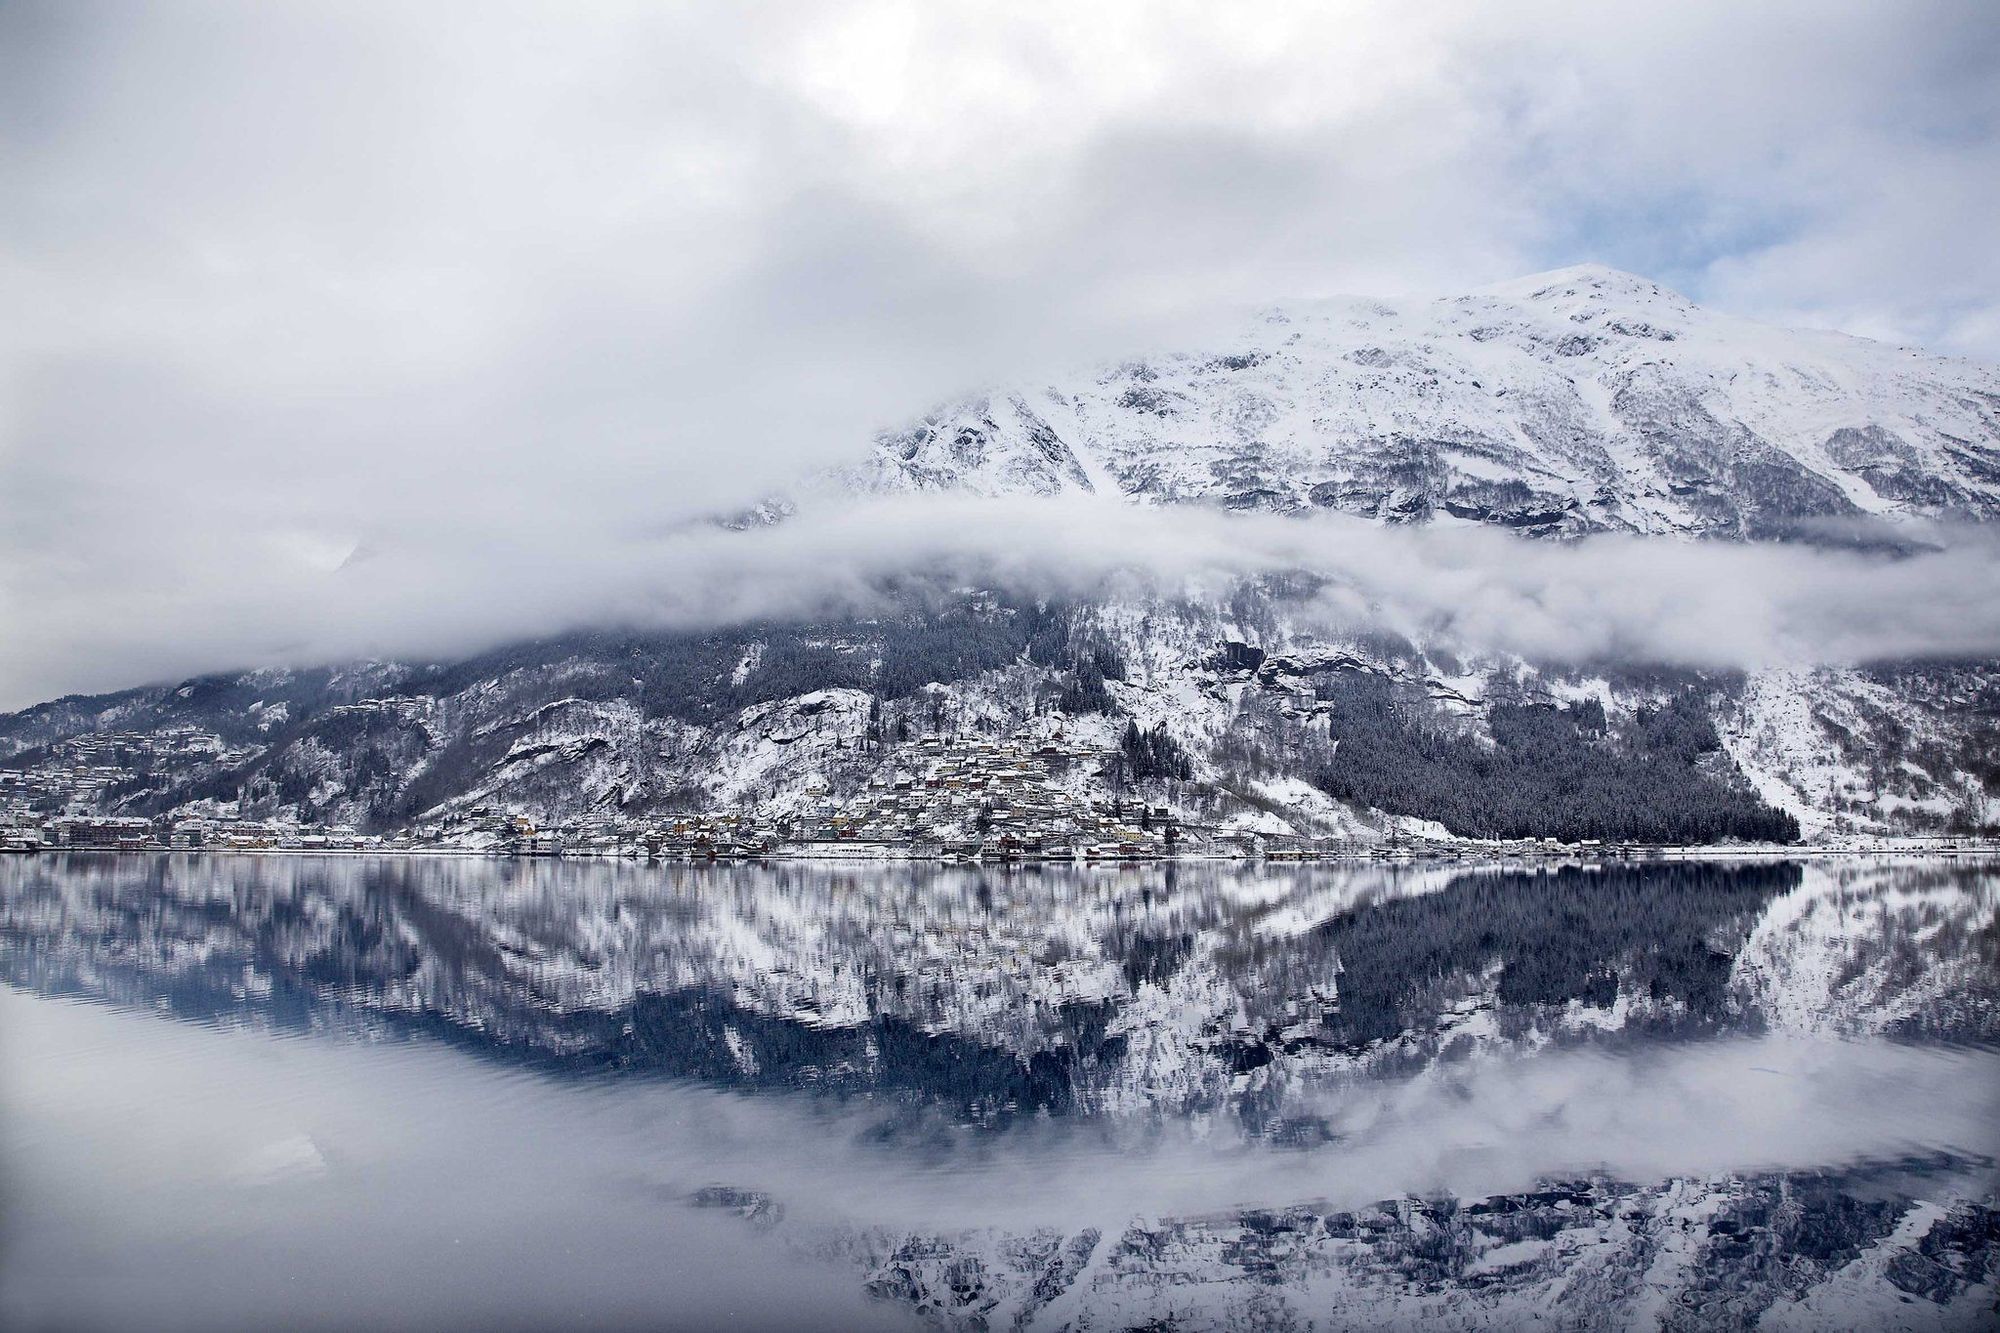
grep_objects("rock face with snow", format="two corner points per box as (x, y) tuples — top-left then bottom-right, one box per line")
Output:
(840, 265), (2000, 536)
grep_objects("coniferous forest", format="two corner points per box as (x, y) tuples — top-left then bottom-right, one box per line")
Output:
(1310, 677), (1799, 844)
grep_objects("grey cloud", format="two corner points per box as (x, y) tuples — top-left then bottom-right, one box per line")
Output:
(10, 498), (1998, 706)
(3, 1), (1997, 705)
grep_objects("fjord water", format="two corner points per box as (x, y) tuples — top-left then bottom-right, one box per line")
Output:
(2, 855), (1996, 1330)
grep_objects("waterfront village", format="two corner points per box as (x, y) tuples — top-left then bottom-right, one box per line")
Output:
(4, 727), (1514, 861)
(1, 730), (1244, 860)
(2, 726), (1990, 862)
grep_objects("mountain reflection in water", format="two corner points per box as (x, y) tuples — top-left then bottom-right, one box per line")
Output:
(2, 854), (1997, 1331)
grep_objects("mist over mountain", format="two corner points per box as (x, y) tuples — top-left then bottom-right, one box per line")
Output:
(5, 269), (1998, 847)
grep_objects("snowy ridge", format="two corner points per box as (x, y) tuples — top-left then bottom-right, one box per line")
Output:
(833, 264), (2000, 537)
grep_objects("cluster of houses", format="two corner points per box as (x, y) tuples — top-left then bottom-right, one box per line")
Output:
(0, 730), (1209, 861)
(17, 722), (1967, 863)
(7, 814), (375, 853)
(406, 805), (565, 855)
(769, 732), (1196, 859)
(0, 726), (246, 815)
(1, 738), (149, 812)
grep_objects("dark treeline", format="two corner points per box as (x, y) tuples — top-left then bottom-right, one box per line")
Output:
(1310, 677), (1799, 843)
(1112, 721), (1193, 784)
(1025, 603), (1128, 714)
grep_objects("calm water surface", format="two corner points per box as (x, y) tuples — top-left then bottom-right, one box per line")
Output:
(2, 854), (1996, 1330)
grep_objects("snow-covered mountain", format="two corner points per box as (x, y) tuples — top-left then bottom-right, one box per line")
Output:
(4, 267), (1998, 842)
(836, 264), (2000, 537)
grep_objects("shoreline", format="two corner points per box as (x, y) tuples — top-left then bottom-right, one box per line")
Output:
(7, 843), (1998, 865)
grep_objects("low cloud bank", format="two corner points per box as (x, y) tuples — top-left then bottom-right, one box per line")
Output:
(7, 2), (1999, 709)
(8, 496), (1997, 708)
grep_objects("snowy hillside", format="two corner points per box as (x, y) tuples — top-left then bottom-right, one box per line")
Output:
(836, 264), (2000, 537)
(3, 590), (1996, 841)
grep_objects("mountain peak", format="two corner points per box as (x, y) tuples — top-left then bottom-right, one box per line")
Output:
(1479, 262), (1694, 310)
(838, 263), (2000, 534)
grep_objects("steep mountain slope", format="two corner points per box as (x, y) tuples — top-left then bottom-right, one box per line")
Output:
(839, 264), (2000, 537)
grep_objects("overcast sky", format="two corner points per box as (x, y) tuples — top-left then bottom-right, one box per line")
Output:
(3, 1), (1998, 707)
